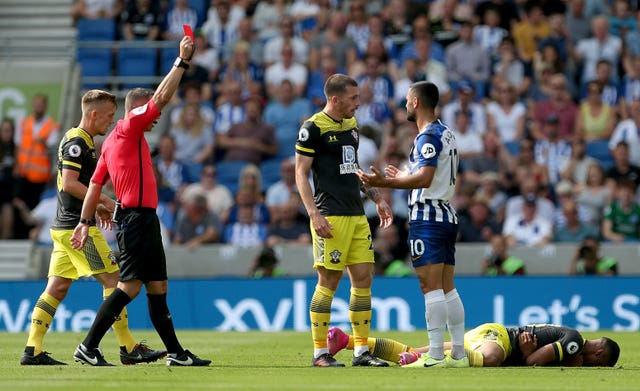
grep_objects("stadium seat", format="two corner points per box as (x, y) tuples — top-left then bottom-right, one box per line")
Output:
(117, 47), (158, 88)
(77, 48), (113, 89)
(260, 158), (283, 192)
(503, 141), (520, 156)
(77, 18), (116, 41)
(160, 46), (180, 75)
(586, 140), (615, 170)
(216, 160), (250, 195)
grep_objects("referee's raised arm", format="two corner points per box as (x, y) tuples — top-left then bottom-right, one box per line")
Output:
(151, 36), (195, 112)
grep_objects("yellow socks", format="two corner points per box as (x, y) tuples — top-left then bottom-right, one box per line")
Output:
(26, 292), (59, 355)
(349, 287), (372, 356)
(310, 285), (334, 354)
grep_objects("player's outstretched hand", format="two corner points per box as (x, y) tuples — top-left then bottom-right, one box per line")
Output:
(70, 223), (89, 250)
(356, 166), (387, 187)
(179, 35), (195, 61)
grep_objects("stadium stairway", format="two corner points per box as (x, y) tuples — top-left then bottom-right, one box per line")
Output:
(0, 241), (35, 280)
(0, 0), (75, 60)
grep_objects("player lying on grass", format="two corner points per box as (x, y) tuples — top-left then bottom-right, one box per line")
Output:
(327, 323), (620, 367)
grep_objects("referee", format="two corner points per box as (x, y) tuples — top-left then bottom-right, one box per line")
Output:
(71, 36), (210, 366)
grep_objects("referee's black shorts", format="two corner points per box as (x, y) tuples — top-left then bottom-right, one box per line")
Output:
(115, 207), (167, 282)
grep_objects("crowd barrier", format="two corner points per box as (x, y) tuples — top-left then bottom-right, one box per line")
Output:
(0, 276), (638, 332)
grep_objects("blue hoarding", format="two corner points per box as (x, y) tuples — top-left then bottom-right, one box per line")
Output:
(0, 277), (638, 332)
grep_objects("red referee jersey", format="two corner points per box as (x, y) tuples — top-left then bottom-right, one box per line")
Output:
(92, 99), (160, 209)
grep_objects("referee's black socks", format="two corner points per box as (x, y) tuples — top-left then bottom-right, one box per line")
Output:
(148, 293), (184, 355)
(83, 288), (132, 349)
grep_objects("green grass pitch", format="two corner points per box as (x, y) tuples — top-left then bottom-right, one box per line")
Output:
(1, 330), (639, 390)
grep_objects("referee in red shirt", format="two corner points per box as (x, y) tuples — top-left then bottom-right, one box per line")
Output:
(70, 36), (210, 366)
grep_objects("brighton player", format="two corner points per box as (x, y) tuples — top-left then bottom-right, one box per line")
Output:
(326, 324), (620, 367)
(357, 81), (467, 368)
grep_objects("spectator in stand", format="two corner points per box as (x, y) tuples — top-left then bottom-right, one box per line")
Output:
(382, 0), (412, 58)
(265, 42), (308, 99)
(306, 52), (340, 111)
(619, 56), (640, 120)
(486, 81), (526, 143)
(248, 246), (287, 278)
(252, 0), (289, 43)
(121, 0), (162, 40)
(428, 0), (472, 48)
(491, 36), (530, 99)
(308, 10), (358, 74)
(265, 157), (296, 212)
(609, 100), (640, 167)
(345, 0), (370, 58)
(393, 57), (426, 107)
(201, 0), (243, 61)
(154, 135), (187, 201)
(473, 0), (519, 32)
(15, 94), (60, 210)
(473, 6), (508, 63)
(72, 0), (123, 25)
(213, 80), (245, 137)
(162, 0), (198, 41)
(172, 192), (223, 249)
(606, 141), (640, 191)
(475, 171), (507, 222)
(264, 79), (312, 158)
(575, 81), (616, 142)
(13, 189), (57, 246)
(354, 82), (393, 140)
(607, 0), (636, 39)
(574, 16), (623, 86)
(263, 15), (309, 67)
(413, 37), (452, 104)
(0, 119), (16, 239)
(565, 0), (592, 45)
(623, 12), (640, 75)
(602, 178), (640, 243)
(502, 193), (553, 248)
(573, 163), (611, 227)
(464, 130), (512, 186)
(458, 195), (500, 243)
(222, 17), (263, 66)
(532, 43), (564, 87)
(536, 11), (570, 65)
(554, 197), (598, 243)
(356, 55), (395, 112)
(176, 57), (211, 102)
(441, 80), (487, 135)
(530, 73), (577, 141)
(481, 234), (526, 276)
(266, 195), (310, 247)
(372, 224), (412, 277)
(526, 64), (554, 105)
(218, 41), (264, 100)
(217, 98), (278, 165)
(560, 138), (598, 185)
(453, 111), (483, 161)
(445, 20), (490, 99)
(350, 27), (398, 81)
(509, 138), (551, 195)
(534, 114), (572, 185)
(224, 167), (270, 224)
(190, 32), (220, 85)
(505, 176), (554, 223)
(223, 191), (269, 248)
(511, 0), (551, 64)
(181, 163), (233, 217)
(587, 59), (621, 109)
(397, 15), (446, 67)
(568, 236), (618, 275)
(170, 82), (215, 126)
(168, 102), (214, 175)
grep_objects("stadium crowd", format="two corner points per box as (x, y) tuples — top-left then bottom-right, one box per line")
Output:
(2, 0), (640, 277)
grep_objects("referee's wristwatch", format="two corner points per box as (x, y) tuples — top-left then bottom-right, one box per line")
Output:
(173, 57), (190, 70)
(79, 218), (94, 225)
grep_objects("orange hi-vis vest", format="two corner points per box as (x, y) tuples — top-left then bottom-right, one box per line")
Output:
(17, 116), (58, 183)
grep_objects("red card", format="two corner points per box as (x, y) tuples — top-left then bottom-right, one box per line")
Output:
(183, 24), (194, 41)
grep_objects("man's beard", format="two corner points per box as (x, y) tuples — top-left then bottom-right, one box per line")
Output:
(407, 110), (416, 122)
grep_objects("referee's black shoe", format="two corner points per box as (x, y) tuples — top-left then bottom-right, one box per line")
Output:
(74, 344), (114, 366)
(166, 349), (211, 366)
(20, 349), (67, 365)
(352, 351), (390, 367)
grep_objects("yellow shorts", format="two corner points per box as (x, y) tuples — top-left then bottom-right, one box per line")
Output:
(464, 323), (512, 358)
(311, 215), (374, 271)
(49, 227), (119, 280)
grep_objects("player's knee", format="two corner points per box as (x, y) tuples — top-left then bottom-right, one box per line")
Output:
(45, 277), (72, 300)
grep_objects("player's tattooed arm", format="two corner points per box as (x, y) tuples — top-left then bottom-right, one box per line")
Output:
(361, 183), (382, 203)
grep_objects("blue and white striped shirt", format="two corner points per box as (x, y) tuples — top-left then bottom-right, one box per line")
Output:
(407, 119), (459, 224)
